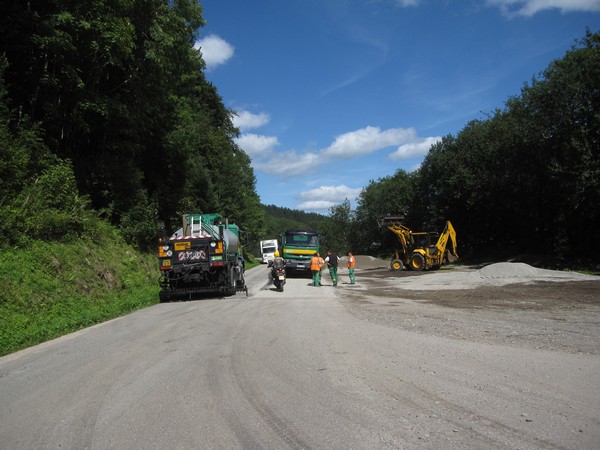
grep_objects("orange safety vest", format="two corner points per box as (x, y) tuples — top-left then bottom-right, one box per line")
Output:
(310, 256), (321, 271)
(318, 257), (324, 269)
(347, 256), (356, 268)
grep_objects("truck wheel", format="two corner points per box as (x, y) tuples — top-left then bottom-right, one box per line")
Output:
(410, 253), (425, 271)
(390, 259), (404, 271)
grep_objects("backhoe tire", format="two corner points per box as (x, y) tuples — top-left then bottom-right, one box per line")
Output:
(390, 259), (404, 271)
(410, 253), (425, 271)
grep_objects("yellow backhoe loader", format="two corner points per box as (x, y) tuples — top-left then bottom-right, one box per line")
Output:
(380, 216), (458, 271)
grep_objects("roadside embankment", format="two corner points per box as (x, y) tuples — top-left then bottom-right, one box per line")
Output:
(0, 237), (158, 356)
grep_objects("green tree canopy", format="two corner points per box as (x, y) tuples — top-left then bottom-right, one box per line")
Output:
(0, 0), (264, 248)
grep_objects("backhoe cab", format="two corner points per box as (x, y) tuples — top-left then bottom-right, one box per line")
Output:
(379, 216), (458, 271)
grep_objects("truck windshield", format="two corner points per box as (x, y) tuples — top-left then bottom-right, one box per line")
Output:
(262, 246), (276, 253)
(286, 234), (319, 246)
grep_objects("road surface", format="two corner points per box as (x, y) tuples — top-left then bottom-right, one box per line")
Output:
(1, 263), (599, 449)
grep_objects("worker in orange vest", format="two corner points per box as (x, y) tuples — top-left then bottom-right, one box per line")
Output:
(347, 252), (356, 284)
(310, 252), (321, 287)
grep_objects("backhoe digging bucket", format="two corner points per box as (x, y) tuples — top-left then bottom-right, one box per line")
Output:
(378, 215), (406, 229)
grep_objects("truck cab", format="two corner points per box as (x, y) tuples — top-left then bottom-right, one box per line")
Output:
(259, 239), (278, 264)
(280, 230), (320, 273)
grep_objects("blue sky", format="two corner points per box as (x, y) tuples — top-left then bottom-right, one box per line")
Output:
(195, 0), (600, 212)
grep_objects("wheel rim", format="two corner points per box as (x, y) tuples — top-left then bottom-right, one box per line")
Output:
(390, 259), (403, 271)
(411, 254), (424, 270)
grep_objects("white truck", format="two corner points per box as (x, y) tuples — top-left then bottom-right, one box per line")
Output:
(259, 239), (278, 264)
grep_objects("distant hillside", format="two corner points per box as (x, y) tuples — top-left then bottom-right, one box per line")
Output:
(262, 204), (326, 240)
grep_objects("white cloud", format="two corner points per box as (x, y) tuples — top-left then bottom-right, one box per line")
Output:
(296, 200), (338, 210)
(323, 126), (417, 158)
(248, 124), (439, 178)
(240, 122), (440, 212)
(389, 136), (441, 160)
(234, 134), (279, 157)
(254, 150), (320, 176)
(195, 34), (234, 69)
(487, 0), (600, 16)
(233, 110), (270, 131)
(299, 185), (362, 201)
(296, 185), (362, 211)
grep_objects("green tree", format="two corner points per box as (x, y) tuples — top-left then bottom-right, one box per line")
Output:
(414, 30), (600, 262)
(504, 29), (600, 258)
(320, 200), (353, 254)
(0, 1), (265, 249)
(354, 169), (415, 254)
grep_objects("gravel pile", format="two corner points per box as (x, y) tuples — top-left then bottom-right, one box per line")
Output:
(336, 255), (597, 290)
(395, 261), (597, 290)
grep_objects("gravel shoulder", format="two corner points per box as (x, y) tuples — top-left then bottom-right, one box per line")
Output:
(335, 258), (600, 355)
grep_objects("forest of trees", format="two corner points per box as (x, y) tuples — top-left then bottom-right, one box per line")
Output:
(329, 30), (600, 265)
(0, 0), (264, 250)
(1, 2), (598, 267)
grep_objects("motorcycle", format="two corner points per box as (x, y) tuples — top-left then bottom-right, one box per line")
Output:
(272, 267), (286, 292)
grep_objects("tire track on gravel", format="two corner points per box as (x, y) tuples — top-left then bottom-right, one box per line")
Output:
(230, 334), (310, 450)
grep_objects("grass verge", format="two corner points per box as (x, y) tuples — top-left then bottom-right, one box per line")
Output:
(0, 236), (158, 356)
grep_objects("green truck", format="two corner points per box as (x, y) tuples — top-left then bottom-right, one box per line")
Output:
(279, 229), (320, 273)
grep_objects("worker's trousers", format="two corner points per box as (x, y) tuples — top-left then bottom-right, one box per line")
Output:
(329, 267), (338, 286)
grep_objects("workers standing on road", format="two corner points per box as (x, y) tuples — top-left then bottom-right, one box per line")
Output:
(347, 252), (356, 284)
(310, 252), (321, 287)
(325, 250), (340, 286)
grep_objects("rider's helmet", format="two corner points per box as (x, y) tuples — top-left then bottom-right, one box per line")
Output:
(274, 251), (280, 257)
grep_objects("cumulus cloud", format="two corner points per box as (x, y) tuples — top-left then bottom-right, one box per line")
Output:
(487, 0), (600, 16)
(195, 34), (234, 69)
(323, 126), (417, 158)
(296, 200), (338, 210)
(234, 134), (279, 157)
(254, 150), (320, 176)
(299, 185), (362, 202)
(232, 117), (439, 209)
(245, 124), (439, 177)
(233, 110), (270, 131)
(389, 136), (441, 160)
(297, 185), (363, 211)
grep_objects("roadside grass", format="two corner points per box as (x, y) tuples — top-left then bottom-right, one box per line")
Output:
(243, 252), (261, 270)
(0, 235), (158, 356)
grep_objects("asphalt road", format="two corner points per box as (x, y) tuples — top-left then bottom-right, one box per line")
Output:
(1, 265), (599, 449)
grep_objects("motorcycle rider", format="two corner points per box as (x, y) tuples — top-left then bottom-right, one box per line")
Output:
(268, 251), (286, 281)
